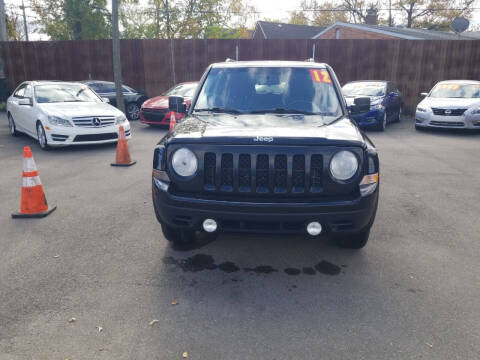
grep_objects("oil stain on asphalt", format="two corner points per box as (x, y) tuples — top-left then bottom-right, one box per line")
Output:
(164, 254), (341, 276)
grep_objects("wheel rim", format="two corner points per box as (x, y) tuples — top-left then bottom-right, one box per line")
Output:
(127, 104), (140, 120)
(8, 115), (14, 134)
(37, 124), (46, 148)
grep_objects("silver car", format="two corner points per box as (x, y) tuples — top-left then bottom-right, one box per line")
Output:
(415, 80), (480, 130)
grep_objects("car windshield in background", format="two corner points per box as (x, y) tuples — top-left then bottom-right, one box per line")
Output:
(342, 82), (386, 97)
(35, 84), (101, 103)
(167, 83), (197, 97)
(193, 67), (343, 122)
(429, 83), (480, 98)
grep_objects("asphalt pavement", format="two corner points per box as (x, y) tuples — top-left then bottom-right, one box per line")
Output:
(1, 114), (479, 360)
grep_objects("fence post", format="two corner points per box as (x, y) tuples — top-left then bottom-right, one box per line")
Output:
(236, 44), (239, 61)
(312, 43), (315, 61)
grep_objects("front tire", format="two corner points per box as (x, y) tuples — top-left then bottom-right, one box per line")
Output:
(126, 102), (140, 121)
(8, 113), (19, 136)
(396, 106), (402, 122)
(161, 223), (196, 245)
(37, 122), (49, 150)
(377, 112), (387, 131)
(334, 229), (370, 249)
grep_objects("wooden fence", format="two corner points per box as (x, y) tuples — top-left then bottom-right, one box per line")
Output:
(2, 39), (480, 113)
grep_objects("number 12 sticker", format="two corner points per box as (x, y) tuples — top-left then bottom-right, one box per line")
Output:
(310, 69), (332, 84)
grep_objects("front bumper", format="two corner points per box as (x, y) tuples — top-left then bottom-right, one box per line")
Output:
(152, 178), (379, 235)
(351, 109), (384, 128)
(415, 111), (480, 129)
(45, 123), (131, 146)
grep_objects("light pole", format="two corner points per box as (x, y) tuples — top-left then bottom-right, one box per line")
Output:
(112, 0), (125, 113)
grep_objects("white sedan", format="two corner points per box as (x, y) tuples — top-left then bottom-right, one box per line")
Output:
(415, 80), (480, 130)
(6, 81), (131, 149)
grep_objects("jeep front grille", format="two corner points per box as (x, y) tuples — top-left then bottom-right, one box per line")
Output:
(202, 152), (323, 194)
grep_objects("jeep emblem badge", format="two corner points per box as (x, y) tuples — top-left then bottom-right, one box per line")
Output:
(253, 136), (273, 142)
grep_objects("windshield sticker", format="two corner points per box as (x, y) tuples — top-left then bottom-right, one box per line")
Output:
(310, 69), (332, 84)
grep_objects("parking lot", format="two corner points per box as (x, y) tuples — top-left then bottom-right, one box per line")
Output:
(1, 113), (480, 359)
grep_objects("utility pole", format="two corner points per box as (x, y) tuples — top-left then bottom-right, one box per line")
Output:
(0, 0), (7, 42)
(20, 0), (29, 41)
(112, 0), (125, 113)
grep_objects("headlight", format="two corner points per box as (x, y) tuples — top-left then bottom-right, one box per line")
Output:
(115, 114), (127, 124)
(470, 108), (480, 115)
(417, 107), (427, 112)
(48, 115), (72, 127)
(370, 103), (384, 110)
(171, 148), (198, 177)
(330, 150), (358, 181)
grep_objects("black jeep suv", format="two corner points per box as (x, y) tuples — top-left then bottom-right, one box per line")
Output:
(152, 61), (379, 249)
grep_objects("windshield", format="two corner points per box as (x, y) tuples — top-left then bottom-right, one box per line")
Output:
(342, 82), (386, 97)
(429, 83), (480, 98)
(193, 67), (343, 122)
(35, 84), (101, 103)
(166, 83), (197, 97)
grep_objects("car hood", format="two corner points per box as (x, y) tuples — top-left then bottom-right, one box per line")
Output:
(143, 96), (192, 109)
(38, 102), (123, 118)
(163, 114), (367, 147)
(420, 97), (480, 109)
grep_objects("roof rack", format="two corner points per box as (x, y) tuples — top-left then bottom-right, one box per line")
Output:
(305, 58), (315, 62)
(225, 58), (236, 62)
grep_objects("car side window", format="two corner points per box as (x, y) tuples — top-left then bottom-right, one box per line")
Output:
(14, 84), (26, 98)
(102, 83), (116, 93)
(88, 83), (102, 93)
(23, 85), (33, 99)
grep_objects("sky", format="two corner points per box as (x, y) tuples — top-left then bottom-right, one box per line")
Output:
(4, 0), (480, 41)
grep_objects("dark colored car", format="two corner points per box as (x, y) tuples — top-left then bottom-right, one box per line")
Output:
(342, 81), (402, 131)
(152, 61), (380, 249)
(82, 80), (148, 121)
(140, 82), (198, 126)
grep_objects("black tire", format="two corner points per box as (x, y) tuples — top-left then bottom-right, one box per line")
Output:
(8, 113), (19, 136)
(36, 122), (49, 150)
(415, 124), (424, 131)
(126, 102), (141, 121)
(334, 229), (370, 249)
(377, 112), (387, 131)
(396, 106), (402, 122)
(161, 223), (196, 245)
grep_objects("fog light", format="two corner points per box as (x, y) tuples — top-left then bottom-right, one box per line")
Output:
(307, 222), (322, 236)
(203, 218), (217, 233)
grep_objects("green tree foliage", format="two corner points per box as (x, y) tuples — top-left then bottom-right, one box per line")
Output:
(31, 0), (110, 40)
(120, 0), (256, 39)
(395, 0), (474, 29)
(287, 0), (473, 30)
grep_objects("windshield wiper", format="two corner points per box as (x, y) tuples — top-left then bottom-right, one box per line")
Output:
(194, 107), (243, 114)
(248, 108), (320, 115)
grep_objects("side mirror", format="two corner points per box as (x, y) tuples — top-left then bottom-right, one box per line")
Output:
(101, 97), (110, 103)
(168, 96), (187, 114)
(18, 98), (32, 106)
(420, 92), (428, 97)
(350, 97), (370, 114)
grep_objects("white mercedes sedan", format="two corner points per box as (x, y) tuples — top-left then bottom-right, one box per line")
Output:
(6, 81), (131, 149)
(415, 80), (480, 130)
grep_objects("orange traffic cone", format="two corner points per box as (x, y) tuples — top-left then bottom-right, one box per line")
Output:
(111, 125), (136, 167)
(11, 146), (56, 218)
(169, 111), (177, 131)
